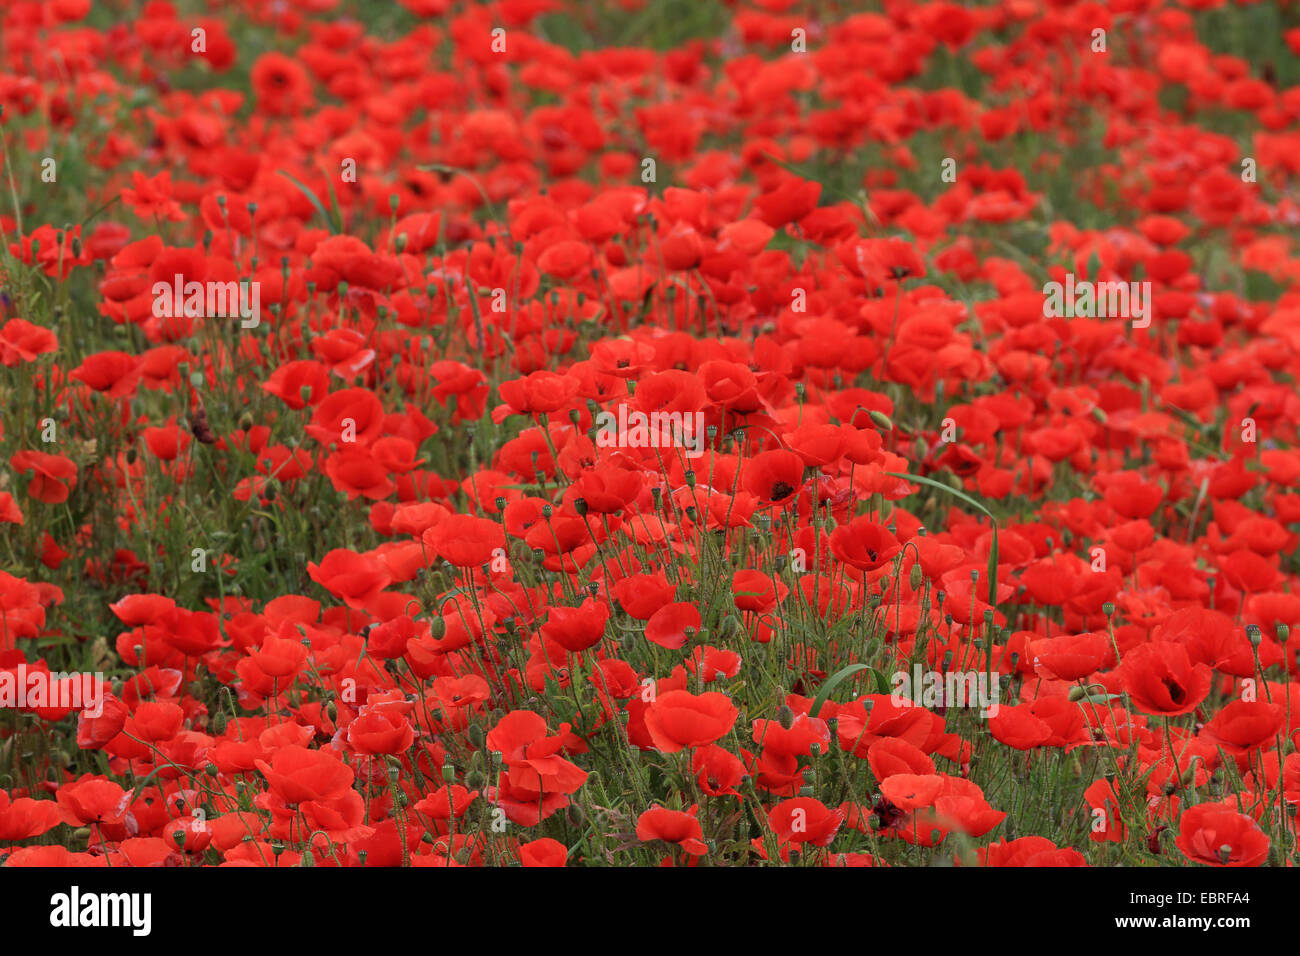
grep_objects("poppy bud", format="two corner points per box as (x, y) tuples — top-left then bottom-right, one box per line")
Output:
(565, 804), (585, 828)
(468, 723), (486, 748)
(238, 411), (254, 432)
(868, 410), (894, 431)
(326, 700), (337, 722)
(776, 704), (795, 730)
(429, 616), (447, 640)
(909, 564), (922, 589)
(300, 850), (315, 867)
(212, 711), (227, 734)
(466, 770), (485, 789)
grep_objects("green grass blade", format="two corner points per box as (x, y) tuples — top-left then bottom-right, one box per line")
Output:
(809, 663), (885, 718)
(277, 170), (340, 235)
(885, 471), (1000, 608)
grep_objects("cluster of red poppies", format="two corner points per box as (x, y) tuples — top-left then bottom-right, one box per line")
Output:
(0, 0), (1299, 868)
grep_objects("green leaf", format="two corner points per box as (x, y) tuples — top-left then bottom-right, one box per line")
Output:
(885, 471), (1000, 608)
(809, 663), (886, 718)
(277, 170), (340, 235)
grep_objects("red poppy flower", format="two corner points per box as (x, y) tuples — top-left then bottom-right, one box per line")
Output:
(976, 836), (1088, 867)
(517, 837), (569, 867)
(1175, 804), (1270, 867)
(423, 514), (506, 569)
(0, 318), (58, 366)
(10, 451), (77, 504)
(644, 602), (701, 650)
(0, 793), (63, 841)
(541, 598), (610, 654)
(644, 690), (739, 753)
(307, 549), (392, 610)
(743, 449), (805, 505)
(637, 805), (709, 856)
(1031, 632), (1112, 681)
(56, 776), (130, 827)
(768, 797), (845, 847)
(829, 516), (901, 573)
(253, 746), (355, 804)
(1120, 642), (1212, 717)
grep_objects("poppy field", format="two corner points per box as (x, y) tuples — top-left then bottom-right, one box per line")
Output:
(1, 0), (1300, 874)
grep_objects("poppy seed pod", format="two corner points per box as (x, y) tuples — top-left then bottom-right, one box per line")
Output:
(776, 704), (795, 730)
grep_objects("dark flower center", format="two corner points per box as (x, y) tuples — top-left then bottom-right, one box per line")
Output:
(1161, 676), (1185, 704)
